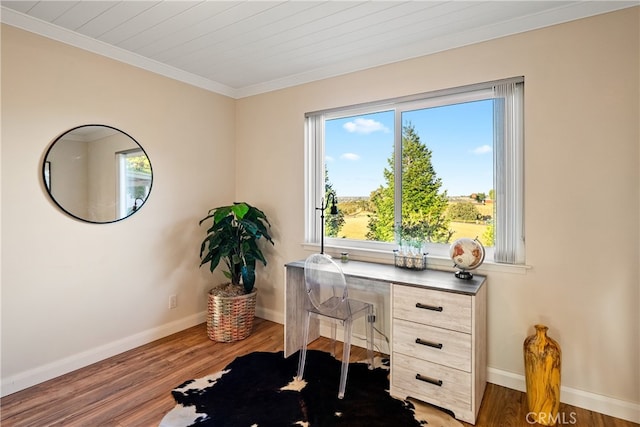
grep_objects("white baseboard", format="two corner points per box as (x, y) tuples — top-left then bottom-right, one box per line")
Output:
(6, 313), (637, 425)
(1, 311), (207, 397)
(255, 306), (284, 325)
(487, 367), (640, 424)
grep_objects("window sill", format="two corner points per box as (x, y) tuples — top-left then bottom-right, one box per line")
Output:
(301, 242), (531, 275)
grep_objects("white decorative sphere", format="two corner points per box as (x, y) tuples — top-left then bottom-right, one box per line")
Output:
(449, 238), (485, 273)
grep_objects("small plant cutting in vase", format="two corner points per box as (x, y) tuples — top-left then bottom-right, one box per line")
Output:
(199, 202), (274, 342)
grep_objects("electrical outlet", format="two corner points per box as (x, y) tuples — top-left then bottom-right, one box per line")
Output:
(169, 294), (177, 309)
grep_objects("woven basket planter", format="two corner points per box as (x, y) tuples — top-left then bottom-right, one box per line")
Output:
(207, 287), (257, 342)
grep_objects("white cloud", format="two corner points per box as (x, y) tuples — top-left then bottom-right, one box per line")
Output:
(343, 118), (389, 134)
(473, 145), (492, 155)
(340, 153), (360, 161)
(325, 155), (335, 162)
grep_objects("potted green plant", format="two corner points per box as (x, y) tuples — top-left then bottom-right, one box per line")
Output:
(199, 202), (274, 342)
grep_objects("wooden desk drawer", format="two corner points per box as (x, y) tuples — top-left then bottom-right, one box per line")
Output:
(393, 318), (471, 372)
(392, 353), (471, 412)
(393, 284), (471, 333)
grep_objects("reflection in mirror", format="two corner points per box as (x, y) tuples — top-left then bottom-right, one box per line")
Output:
(43, 125), (153, 223)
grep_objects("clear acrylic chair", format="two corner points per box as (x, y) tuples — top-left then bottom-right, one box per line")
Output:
(296, 253), (374, 399)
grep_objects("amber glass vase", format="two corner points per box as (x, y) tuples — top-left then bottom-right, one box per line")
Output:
(523, 324), (562, 426)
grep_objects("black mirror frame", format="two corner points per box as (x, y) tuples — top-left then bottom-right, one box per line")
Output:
(42, 124), (153, 224)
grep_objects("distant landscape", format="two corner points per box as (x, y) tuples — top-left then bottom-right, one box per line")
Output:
(335, 196), (493, 245)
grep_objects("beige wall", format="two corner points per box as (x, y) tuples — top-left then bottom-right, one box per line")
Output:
(2, 6), (638, 420)
(236, 7), (639, 416)
(1, 25), (235, 393)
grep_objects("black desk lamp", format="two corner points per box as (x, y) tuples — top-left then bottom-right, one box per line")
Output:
(315, 194), (338, 254)
(132, 197), (145, 212)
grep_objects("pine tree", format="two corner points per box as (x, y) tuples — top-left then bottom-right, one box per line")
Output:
(367, 122), (452, 243)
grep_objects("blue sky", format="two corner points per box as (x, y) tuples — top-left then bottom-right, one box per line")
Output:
(325, 99), (494, 198)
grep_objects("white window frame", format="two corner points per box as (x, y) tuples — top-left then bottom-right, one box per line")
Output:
(304, 77), (524, 267)
(116, 149), (151, 217)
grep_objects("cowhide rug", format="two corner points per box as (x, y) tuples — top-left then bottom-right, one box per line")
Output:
(159, 350), (462, 427)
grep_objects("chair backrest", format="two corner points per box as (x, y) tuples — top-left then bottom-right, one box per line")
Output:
(304, 253), (348, 313)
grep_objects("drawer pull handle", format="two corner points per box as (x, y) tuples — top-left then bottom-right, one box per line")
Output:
(415, 374), (443, 387)
(416, 302), (443, 312)
(415, 338), (443, 349)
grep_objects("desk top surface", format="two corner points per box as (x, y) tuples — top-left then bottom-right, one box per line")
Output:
(285, 259), (485, 296)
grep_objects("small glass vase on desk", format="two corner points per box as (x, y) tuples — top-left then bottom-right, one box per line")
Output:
(393, 249), (427, 270)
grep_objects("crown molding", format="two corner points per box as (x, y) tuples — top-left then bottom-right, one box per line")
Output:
(0, 6), (238, 99)
(2, 3), (637, 100)
(226, 1), (640, 98)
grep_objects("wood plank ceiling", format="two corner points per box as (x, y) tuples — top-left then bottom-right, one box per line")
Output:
(1, 1), (636, 98)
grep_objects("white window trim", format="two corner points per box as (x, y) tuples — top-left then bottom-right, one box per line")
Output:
(116, 148), (148, 217)
(304, 77), (525, 269)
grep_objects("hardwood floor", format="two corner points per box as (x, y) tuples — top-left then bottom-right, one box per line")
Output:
(1, 318), (637, 427)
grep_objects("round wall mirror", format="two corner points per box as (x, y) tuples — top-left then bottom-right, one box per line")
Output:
(43, 125), (153, 223)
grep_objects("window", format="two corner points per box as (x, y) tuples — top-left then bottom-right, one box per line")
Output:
(305, 78), (524, 265)
(117, 149), (152, 217)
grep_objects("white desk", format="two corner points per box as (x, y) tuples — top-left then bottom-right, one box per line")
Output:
(284, 259), (487, 424)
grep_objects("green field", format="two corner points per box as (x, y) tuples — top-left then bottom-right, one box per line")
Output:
(337, 208), (491, 243)
(448, 222), (489, 241)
